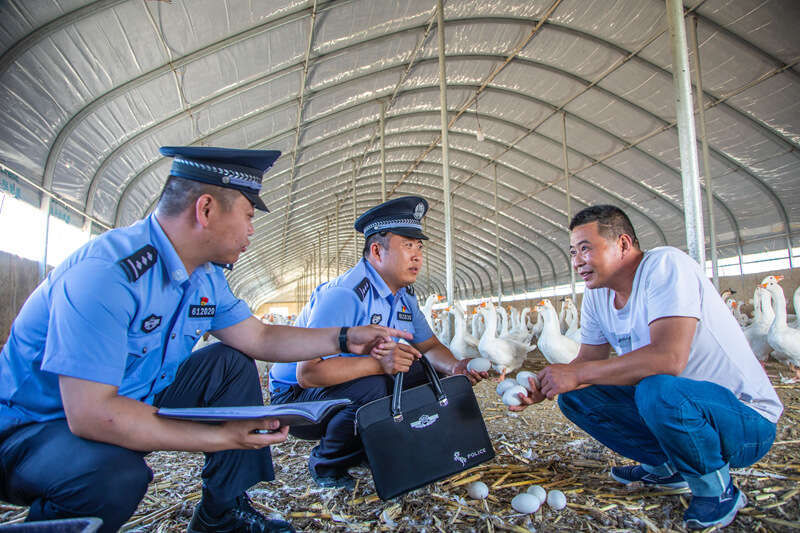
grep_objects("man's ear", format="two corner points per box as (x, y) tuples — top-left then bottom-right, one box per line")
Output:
(618, 233), (633, 255)
(195, 194), (214, 228)
(370, 242), (383, 261)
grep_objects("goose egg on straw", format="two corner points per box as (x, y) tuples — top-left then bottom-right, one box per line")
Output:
(546, 489), (567, 510)
(467, 481), (489, 500)
(511, 493), (541, 514)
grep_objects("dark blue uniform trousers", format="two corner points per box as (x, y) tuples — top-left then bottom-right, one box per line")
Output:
(0, 343), (273, 533)
(270, 359), (430, 478)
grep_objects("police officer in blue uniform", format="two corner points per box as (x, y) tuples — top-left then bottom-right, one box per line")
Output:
(0, 146), (414, 533)
(270, 196), (487, 489)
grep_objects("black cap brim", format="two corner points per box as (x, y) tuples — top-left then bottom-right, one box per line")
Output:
(388, 227), (428, 240)
(242, 191), (269, 212)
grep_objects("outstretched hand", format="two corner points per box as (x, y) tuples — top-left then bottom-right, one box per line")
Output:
(508, 373), (547, 412)
(346, 325), (414, 355)
(451, 358), (488, 386)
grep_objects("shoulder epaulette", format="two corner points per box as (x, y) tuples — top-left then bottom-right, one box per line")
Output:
(354, 277), (371, 301)
(119, 245), (158, 282)
(406, 284), (415, 296)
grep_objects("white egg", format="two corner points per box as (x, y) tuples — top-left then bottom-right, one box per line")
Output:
(546, 489), (567, 510)
(516, 371), (540, 391)
(467, 481), (489, 500)
(526, 484), (546, 504)
(502, 385), (528, 406)
(466, 357), (491, 373)
(511, 493), (541, 514)
(496, 378), (517, 396)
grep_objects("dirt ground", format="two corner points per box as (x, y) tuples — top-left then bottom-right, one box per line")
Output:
(1, 359), (798, 532)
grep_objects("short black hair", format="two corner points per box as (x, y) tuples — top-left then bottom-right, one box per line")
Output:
(569, 205), (639, 248)
(156, 175), (241, 217)
(363, 231), (391, 258)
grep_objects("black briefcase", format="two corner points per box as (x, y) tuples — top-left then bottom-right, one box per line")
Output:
(355, 357), (495, 500)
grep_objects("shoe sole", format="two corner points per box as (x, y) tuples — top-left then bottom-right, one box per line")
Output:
(685, 491), (747, 529)
(610, 471), (689, 490)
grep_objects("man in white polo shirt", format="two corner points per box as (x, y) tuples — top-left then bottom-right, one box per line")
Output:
(512, 205), (782, 530)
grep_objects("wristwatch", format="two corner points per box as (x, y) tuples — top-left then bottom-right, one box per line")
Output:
(338, 326), (349, 353)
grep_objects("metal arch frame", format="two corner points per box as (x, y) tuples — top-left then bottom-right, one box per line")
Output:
(255, 109), (674, 247)
(237, 155), (562, 283)
(6, 4), (791, 296)
(24, 11), (793, 230)
(235, 228), (478, 304)
(37, 2), (333, 193)
(117, 65), (752, 251)
(131, 85), (744, 284)
(232, 181), (529, 302)
(232, 174), (553, 300)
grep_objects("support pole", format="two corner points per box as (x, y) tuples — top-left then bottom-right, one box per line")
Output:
(437, 0), (454, 304)
(326, 216), (330, 281)
(352, 160), (358, 265)
(317, 232), (322, 288)
(562, 112), (576, 303)
(667, 0), (705, 266)
(39, 196), (51, 281)
(689, 15), (720, 288)
(380, 101), (387, 203)
(335, 195), (340, 276)
(494, 164), (502, 305)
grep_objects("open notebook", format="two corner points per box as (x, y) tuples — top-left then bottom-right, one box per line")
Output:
(156, 399), (351, 426)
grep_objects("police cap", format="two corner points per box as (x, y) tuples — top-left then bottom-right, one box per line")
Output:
(159, 146), (280, 212)
(354, 196), (429, 240)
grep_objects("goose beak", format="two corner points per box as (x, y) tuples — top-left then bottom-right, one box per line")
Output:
(776, 275), (784, 282)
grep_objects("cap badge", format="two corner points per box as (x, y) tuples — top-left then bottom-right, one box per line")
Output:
(413, 202), (425, 220)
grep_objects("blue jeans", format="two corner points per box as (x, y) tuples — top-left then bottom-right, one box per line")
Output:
(558, 375), (776, 497)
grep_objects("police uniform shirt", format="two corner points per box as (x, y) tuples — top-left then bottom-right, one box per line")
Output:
(0, 213), (251, 433)
(269, 258), (434, 392)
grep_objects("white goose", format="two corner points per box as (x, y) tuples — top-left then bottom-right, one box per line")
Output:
(471, 310), (485, 339)
(435, 307), (454, 347)
(478, 301), (535, 380)
(449, 301), (481, 360)
(535, 299), (579, 365)
(743, 286), (773, 362)
(563, 298), (582, 343)
(792, 285), (800, 329)
(422, 294), (444, 329)
(762, 275), (800, 376)
(531, 309), (544, 339)
(508, 307), (534, 345)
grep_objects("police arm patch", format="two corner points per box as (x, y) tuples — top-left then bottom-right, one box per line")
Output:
(354, 277), (371, 301)
(119, 245), (158, 282)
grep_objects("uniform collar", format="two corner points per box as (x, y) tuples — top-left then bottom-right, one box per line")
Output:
(148, 214), (214, 285)
(362, 258), (408, 301)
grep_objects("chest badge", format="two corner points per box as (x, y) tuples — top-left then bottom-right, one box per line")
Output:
(397, 305), (412, 322)
(370, 313), (382, 324)
(188, 296), (216, 318)
(141, 314), (162, 333)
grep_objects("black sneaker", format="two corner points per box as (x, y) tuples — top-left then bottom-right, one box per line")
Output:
(611, 464), (689, 489)
(309, 464), (356, 489)
(187, 493), (295, 533)
(684, 479), (746, 530)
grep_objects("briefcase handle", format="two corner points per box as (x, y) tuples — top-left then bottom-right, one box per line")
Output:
(391, 356), (448, 422)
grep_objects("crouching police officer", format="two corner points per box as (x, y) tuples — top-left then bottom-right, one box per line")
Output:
(269, 196), (486, 489)
(0, 146), (413, 533)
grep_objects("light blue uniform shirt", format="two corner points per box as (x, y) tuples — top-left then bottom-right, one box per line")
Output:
(269, 258), (434, 392)
(0, 214), (251, 433)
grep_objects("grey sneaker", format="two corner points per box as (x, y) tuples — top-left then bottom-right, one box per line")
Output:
(611, 464), (689, 489)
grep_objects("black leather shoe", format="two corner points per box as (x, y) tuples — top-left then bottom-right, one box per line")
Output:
(187, 493), (295, 533)
(309, 465), (356, 489)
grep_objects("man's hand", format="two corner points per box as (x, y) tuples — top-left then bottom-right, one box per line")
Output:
(346, 325), (414, 355)
(370, 341), (420, 375)
(508, 374), (548, 412)
(451, 359), (488, 386)
(221, 419), (290, 449)
(538, 364), (580, 399)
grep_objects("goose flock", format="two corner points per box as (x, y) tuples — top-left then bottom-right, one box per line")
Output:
(727, 275), (800, 378)
(424, 295), (580, 380)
